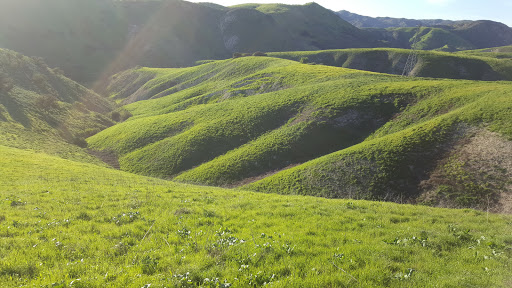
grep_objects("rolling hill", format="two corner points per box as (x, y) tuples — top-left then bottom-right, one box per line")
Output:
(458, 45), (512, 59)
(1, 2), (512, 287)
(88, 56), (512, 212)
(2, 52), (510, 286)
(268, 48), (512, 80)
(0, 48), (115, 164)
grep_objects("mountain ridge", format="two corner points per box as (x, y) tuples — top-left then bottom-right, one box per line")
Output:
(1, 0), (511, 86)
(336, 10), (509, 29)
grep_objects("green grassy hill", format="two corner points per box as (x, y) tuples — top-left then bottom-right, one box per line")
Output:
(88, 56), (512, 211)
(1, 144), (511, 287)
(0, 48), (115, 164)
(458, 45), (512, 59)
(268, 48), (512, 80)
(369, 27), (475, 51)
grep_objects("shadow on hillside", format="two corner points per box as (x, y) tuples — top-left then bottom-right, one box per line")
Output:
(0, 92), (31, 128)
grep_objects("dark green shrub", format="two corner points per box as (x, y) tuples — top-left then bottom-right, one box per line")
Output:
(32, 73), (47, 90)
(51, 67), (64, 75)
(300, 57), (309, 64)
(120, 110), (132, 122)
(72, 136), (88, 148)
(232, 53), (242, 59)
(35, 94), (59, 111)
(80, 128), (101, 138)
(253, 51), (267, 56)
(0, 72), (14, 93)
(32, 56), (48, 68)
(111, 111), (121, 122)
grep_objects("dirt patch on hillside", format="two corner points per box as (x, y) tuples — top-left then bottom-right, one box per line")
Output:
(419, 128), (512, 213)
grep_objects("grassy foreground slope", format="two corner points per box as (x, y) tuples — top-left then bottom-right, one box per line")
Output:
(268, 48), (512, 80)
(0, 48), (115, 165)
(90, 56), (512, 210)
(1, 144), (511, 287)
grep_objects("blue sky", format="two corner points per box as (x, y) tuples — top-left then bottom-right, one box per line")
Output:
(192, 0), (512, 26)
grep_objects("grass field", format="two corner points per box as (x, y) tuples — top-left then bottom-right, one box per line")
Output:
(1, 144), (511, 287)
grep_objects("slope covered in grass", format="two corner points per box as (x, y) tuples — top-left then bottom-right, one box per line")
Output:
(268, 48), (512, 80)
(0, 48), (117, 164)
(371, 27), (475, 51)
(458, 45), (512, 59)
(1, 144), (511, 287)
(89, 56), (512, 210)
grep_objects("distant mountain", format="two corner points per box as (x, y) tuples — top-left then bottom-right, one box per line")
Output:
(366, 21), (512, 51)
(0, 0), (372, 85)
(336, 10), (473, 28)
(450, 21), (512, 49)
(337, 11), (512, 50)
(1, 1), (511, 86)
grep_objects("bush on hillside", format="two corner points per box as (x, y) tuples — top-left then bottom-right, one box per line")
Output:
(0, 72), (14, 93)
(35, 94), (59, 111)
(300, 57), (309, 64)
(232, 53), (242, 59)
(32, 73), (48, 90)
(32, 56), (48, 68)
(110, 109), (132, 122)
(72, 136), (88, 148)
(110, 111), (121, 122)
(253, 51), (267, 56)
(51, 67), (65, 75)
(80, 128), (101, 139)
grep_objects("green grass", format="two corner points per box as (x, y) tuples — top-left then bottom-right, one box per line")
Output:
(458, 45), (512, 59)
(383, 27), (475, 51)
(244, 79), (512, 200)
(1, 144), (511, 287)
(88, 56), (512, 208)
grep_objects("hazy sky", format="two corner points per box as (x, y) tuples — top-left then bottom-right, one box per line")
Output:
(192, 0), (512, 26)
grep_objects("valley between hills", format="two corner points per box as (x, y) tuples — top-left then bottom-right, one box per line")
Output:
(0, 0), (511, 287)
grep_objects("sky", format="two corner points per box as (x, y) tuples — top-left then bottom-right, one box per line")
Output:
(192, 0), (512, 26)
